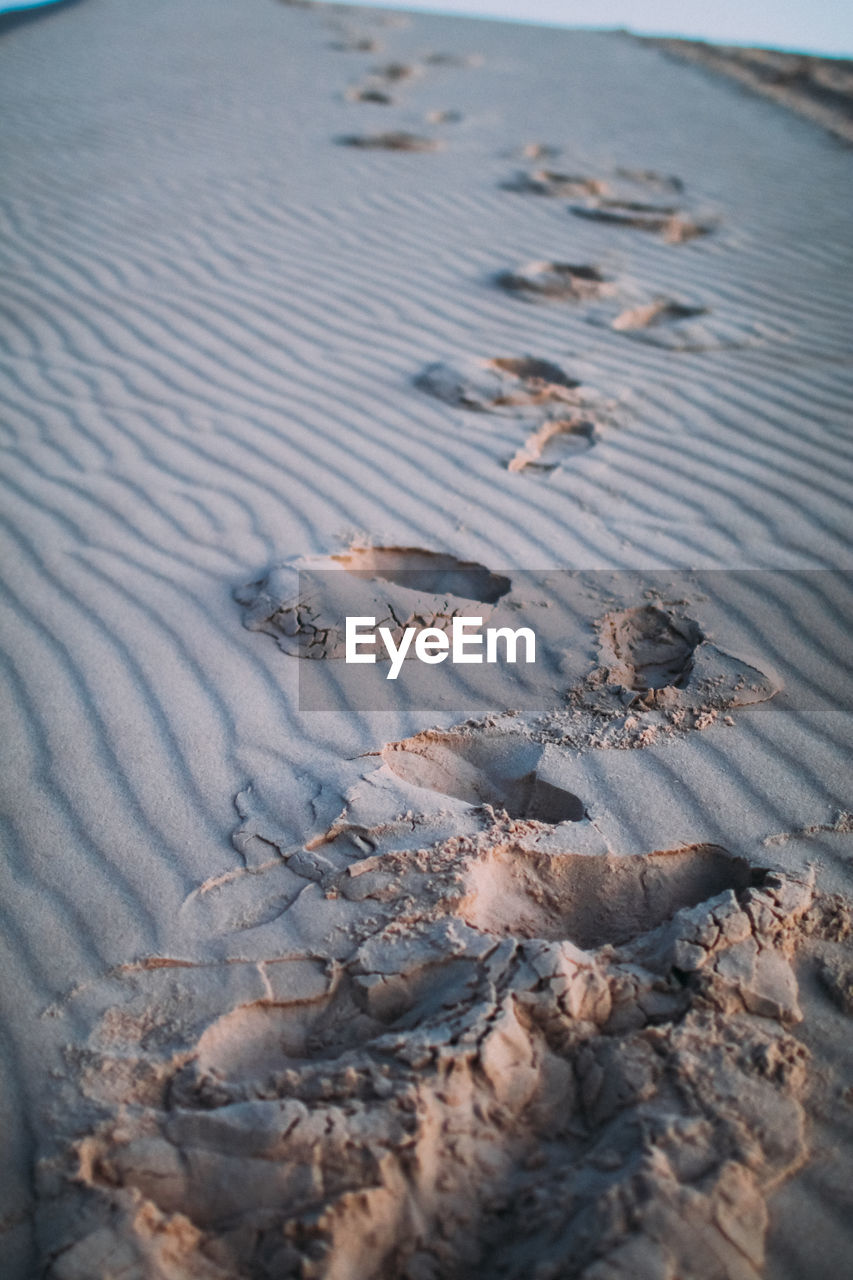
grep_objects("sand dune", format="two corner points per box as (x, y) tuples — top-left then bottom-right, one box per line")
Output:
(0, 1), (851, 1277)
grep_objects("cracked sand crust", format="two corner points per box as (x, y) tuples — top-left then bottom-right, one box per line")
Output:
(46, 841), (815, 1280)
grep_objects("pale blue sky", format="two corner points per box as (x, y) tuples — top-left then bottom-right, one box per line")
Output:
(1, 0), (850, 57)
(323, 0), (853, 57)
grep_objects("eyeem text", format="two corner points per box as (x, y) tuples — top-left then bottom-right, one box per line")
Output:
(345, 616), (536, 680)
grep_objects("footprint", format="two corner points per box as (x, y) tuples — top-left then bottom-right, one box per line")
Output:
(423, 52), (484, 68)
(507, 417), (596, 472)
(426, 108), (462, 124)
(601, 297), (782, 351)
(502, 168), (610, 197)
(415, 355), (582, 412)
(57, 860), (813, 1280)
(611, 298), (709, 331)
(460, 842), (756, 948)
(371, 61), (419, 82)
(188, 980), (386, 1080)
(382, 729), (586, 823)
(516, 142), (562, 160)
(540, 601), (781, 748)
(338, 131), (442, 151)
(346, 84), (395, 104)
(571, 200), (715, 242)
(497, 260), (615, 302)
(600, 605), (704, 692)
(330, 36), (383, 52)
(235, 546), (511, 659)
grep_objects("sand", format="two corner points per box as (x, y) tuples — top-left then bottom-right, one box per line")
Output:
(1, 1), (852, 1277)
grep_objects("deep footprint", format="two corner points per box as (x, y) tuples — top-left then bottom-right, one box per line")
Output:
(460, 842), (758, 947)
(600, 604), (704, 691)
(382, 729), (586, 823)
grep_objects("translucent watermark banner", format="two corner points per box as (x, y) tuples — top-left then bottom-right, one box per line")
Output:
(233, 562), (853, 719)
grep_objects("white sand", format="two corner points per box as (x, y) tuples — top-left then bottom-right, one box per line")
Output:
(1, 1), (852, 1276)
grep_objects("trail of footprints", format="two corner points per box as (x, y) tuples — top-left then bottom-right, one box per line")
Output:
(47, 10), (845, 1280)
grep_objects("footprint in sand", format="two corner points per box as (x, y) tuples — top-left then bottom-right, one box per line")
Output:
(415, 355), (583, 411)
(338, 131), (442, 151)
(541, 601), (781, 748)
(381, 728), (587, 824)
(502, 168), (610, 197)
(423, 51), (484, 68)
(66, 842), (812, 1280)
(571, 199), (716, 242)
(600, 604), (703, 692)
(417, 356), (607, 475)
(458, 840), (757, 947)
(371, 60), (420, 83)
(507, 416), (596, 472)
(330, 35), (383, 52)
(235, 546), (511, 660)
(61, 844), (811, 1280)
(611, 298), (709, 331)
(496, 260), (616, 302)
(426, 108), (463, 124)
(601, 296), (783, 351)
(346, 84), (396, 105)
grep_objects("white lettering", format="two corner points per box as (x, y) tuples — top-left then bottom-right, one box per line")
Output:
(414, 628), (450, 663)
(452, 616), (484, 663)
(379, 626), (414, 680)
(344, 616), (537, 677)
(485, 626), (536, 664)
(346, 616), (377, 663)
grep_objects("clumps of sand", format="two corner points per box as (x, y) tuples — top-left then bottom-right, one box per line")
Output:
(234, 545), (510, 659)
(45, 838), (816, 1280)
(540, 602), (780, 749)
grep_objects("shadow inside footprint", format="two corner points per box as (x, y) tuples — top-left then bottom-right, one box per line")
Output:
(382, 731), (585, 823)
(462, 844), (758, 948)
(337, 546), (509, 601)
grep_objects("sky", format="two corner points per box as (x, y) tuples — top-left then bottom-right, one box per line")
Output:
(0, 0), (850, 58)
